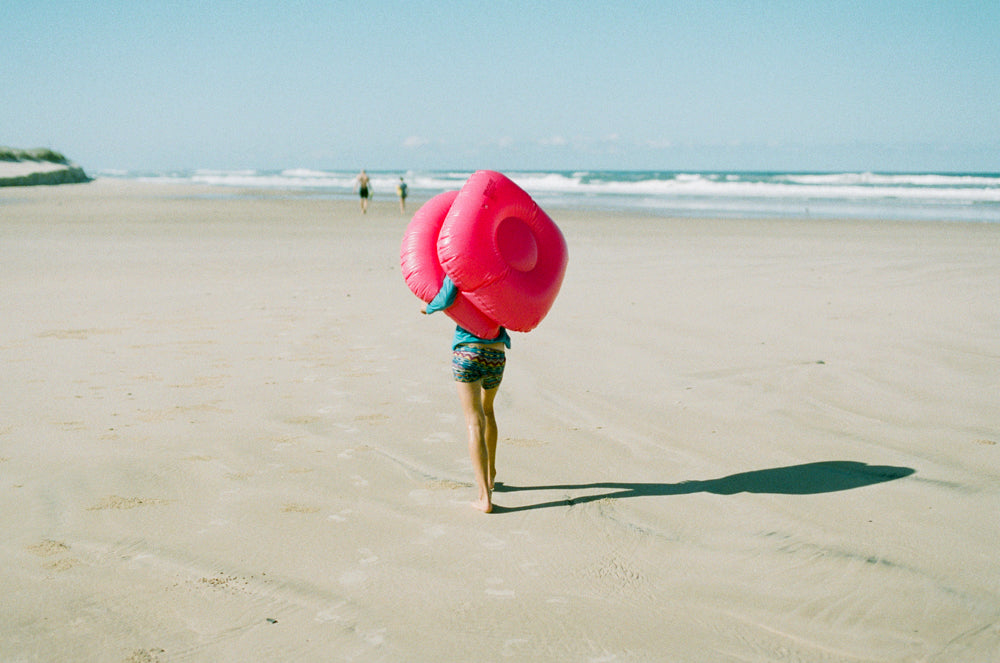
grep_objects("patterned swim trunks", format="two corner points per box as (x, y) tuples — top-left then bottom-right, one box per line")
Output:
(452, 346), (506, 390)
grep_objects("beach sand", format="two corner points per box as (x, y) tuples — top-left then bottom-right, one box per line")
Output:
(0, 160), (90, 186)
(2, 180), (998, 661)
(0, 161), (71, 178)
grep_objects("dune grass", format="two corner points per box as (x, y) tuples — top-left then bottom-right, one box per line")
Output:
(0, 147), (69, 163)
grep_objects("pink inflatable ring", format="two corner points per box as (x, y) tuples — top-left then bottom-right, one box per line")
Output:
(400, 171), (568, 339)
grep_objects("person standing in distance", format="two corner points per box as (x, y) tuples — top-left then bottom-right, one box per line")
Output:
(355, 170), (372, 213)
(397, 176), (408, 213)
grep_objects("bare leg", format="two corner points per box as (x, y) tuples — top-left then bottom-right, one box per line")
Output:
(482, 385), (499, 490)
(456, 380), (492, 513)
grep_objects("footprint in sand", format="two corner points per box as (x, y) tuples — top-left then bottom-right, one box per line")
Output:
(26, 539), (70, 557)
(503, 437), (547, 448)
(26, 540), (82, 571)
(281, 503), (320, 514)
(485, 577), (515, 598)
(336, 548), (377, 586)
(44, 557), (83, 571)
(37, 328), (118, 340)
(412, 524), (447, 545)
(314, 602), (347, 623)
(338, 569), (367, 585)
(338, 444), (373, 460)
(87, 495), (169, 510)
(424, 479), (466, 490)
(353, 413), (388, 423)
(328, 508), (353, 522)
(123, 648), (166, 663)
(197, 573), (250, 592)
(581, 554), (643, 593)
(285, 415), (321, 425)
(358, 549), (379, 565)
(422, 432), (453, 444)
(480, 535), (507, 551)
(59, 421), (87, 431)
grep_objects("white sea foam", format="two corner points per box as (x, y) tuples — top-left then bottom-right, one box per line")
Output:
(107, 168), (1000, 222)
(781, 172), (1000, 187)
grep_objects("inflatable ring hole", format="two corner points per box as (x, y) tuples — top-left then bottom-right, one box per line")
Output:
(495, 216), (538, 272)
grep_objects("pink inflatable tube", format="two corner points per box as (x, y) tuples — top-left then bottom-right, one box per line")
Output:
(400, 171), (568, 339)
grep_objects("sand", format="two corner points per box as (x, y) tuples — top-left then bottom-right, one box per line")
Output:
(0, 161), (71, 177)
(0, 160), (90, 186)
(2, 179), (998, 662)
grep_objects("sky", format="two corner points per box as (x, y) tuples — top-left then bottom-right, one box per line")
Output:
(3, 0), (999, 173)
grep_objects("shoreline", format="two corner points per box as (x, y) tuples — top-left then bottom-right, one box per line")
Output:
(2, 181), (998, 660)
(8, 177), (994, 226)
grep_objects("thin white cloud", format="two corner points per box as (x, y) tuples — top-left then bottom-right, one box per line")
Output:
(538, 135), (568, 147)
(403, 136), (429, 149)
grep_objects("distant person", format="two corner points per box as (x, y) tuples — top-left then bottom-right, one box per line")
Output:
(354, 170), (372, 213)
(396, 176), (408, 213)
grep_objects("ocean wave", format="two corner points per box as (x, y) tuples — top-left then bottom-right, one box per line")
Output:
(779, 172), (1000, 188)
(106, 168), (1000, 221)
(507, 172), (1000, 202)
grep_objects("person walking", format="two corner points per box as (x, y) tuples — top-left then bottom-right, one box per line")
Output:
(396, 176), (408, 213)
(354, 170), (372, 213)
(421, 276), (510, 513)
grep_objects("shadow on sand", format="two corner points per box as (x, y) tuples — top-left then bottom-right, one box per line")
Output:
(491, 461), (915, 513)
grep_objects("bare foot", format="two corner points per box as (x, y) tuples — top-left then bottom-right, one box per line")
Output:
(472, 493), (493, 513)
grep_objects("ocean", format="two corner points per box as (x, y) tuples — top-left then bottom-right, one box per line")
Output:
(97, 169), (1000, 223)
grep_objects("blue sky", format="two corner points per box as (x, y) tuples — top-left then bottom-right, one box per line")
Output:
(4, 1), (998, 172)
